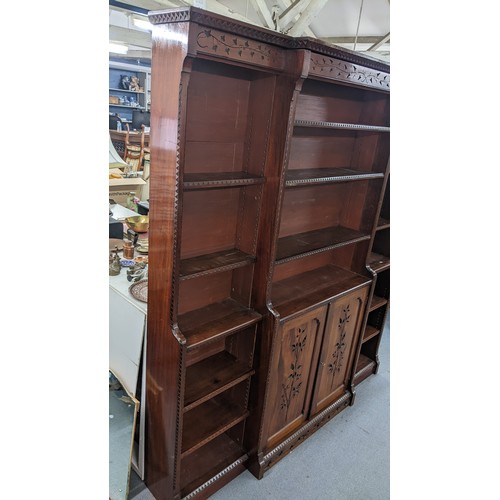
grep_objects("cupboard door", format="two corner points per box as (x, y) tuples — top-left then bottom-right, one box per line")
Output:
(309, 287), (368, 416)
(264, 306), (327, 449)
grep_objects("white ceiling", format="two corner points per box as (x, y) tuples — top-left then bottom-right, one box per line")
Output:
(109, 0), (390, 63)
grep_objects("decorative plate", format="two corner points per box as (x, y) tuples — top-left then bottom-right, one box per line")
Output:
(120, 259), (135, 267)
(129, 279), (148, 303)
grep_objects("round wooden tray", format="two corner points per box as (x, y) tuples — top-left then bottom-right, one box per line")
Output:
(109, 238), (124, 251)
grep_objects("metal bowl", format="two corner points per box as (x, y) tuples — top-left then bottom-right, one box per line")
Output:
(125, 215), (149, 233)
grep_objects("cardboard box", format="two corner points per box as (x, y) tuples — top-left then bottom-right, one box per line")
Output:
(109, 176), (146, 205)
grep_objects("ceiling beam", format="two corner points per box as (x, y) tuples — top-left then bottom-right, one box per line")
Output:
(250, 0), (275, 29)
(368, 32), (390, 51)
(275, 0), (315, 37)
(110, 25), (152, 49)
(286, 0), (328, 36)
(279, 0), (310, 29)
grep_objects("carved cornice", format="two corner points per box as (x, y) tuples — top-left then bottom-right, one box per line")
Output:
(149, 7), (390, 75)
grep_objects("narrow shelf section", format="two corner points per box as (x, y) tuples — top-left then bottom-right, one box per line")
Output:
(376, 217), (390, 230)
(181, 394), (249, 458)
(272, 264), (371, 319)
(178, 299), (262, 352)
(368, 252), (390, 272)
(294, 120), (390, 133)
(183, 172), (264, 190)
(184, 351), (254, 412)
(180, 249), (255, 281)
(285, 168), (383, 187)
(354, 354), (376, 383)
(369, 295), (388, 312)
(363, 325), (380, 342)
(180, 434), (245, 498)
(276, 226), (370, 264)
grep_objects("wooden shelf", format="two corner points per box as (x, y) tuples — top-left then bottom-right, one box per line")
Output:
(376, 217), (390, 230)
(285, 168), (383, 187)
(178, 299), (261, 352)
(183, 172), (264, 190)
(354, 353), (376, 383)
(294, 120), (390, 133)
(276, 226), (370, 263)
(363, 325), (380, 342)
(368, 252), (390, 272)
(181, 394), (249, 458)
(184, 351), (254, 412)
(272, 265), (371, 319)
(369, 295), (388, 312)
(108, 104), (146, 110)
(180, 434), (245, 497)
(109, 87), (145, 94)
(180, 249), (255, 281)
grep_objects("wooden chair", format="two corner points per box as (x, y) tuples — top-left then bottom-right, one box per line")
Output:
(123, 124), (144, 172)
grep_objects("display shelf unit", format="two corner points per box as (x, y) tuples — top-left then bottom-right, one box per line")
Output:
(354, 174), (390, 385)
(109, 61), (151, 125)
(144, 7), (389, 499)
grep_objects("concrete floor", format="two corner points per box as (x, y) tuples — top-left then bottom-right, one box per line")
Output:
(129, 316), (390, 500)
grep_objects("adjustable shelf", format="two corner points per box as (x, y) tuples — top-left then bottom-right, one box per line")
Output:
(377, 217), (390, 230)
(369, 295), (388, 312)
(368, 252), (390, 272)
(178, 299), (262, 352)
(109, 87), (145, 94)
(183, 172), (264, 190)
(181, 393), (249, 458)
(363, 325), (380, 343)
(180, 249), (255, 281)
(294, 120), (390, 133)
(184, 351), (255, 412)
(180, 434), (245, 498)
(276, 226), (370, 264)
(272, 264), (370, 319)
(285, 168), (383, 187)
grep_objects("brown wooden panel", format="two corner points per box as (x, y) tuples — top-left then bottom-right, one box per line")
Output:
(264, 306), (327, 449)
(310, 287), (368, 415)
(181, 392), (249, 457)
(184, 141), (245, 173)
(288, 132), (356, 170)
(181, 189), (240, 258)
(178, 272), (232, 315)
(178, 298), (261, 350)
(180, 433), (244, 498)
(185, 65), (250, 143)
(184, 351), (254, 411)
(271, 264), (370, 319)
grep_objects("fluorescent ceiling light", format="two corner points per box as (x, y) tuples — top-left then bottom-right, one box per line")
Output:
(133, 18), (153, 31)
(109, 42), (128, 54)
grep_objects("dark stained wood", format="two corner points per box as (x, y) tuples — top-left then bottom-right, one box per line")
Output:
(368, 252), (390, 272)
(272, 265), (370, 319)
(178, 298), (261, 351)
(276, 225), (370, 263)
(362, 325), (380, 342)
(377, 217), (390, 230)
(184, 351), (255, 411)
(145, 6), (389, 496)
(179, 248), (255, 280)
(181, 394), (249, 457)
(285, 167), (383, 186)
(354, 353), (377, 384)
(309, 287), (368, 415)
(369, 295), (388, 312)
(180, 434), (245, 497)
